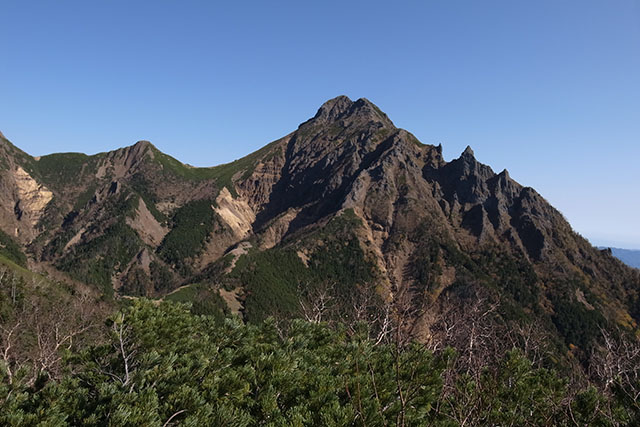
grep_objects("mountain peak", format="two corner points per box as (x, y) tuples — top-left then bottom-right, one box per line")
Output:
(120, 140), (155, 156)
(312, 96), (393, 127)
(462, 145), (475, 157)
(132, 140), (154, 150)
(314, 95), (354, 121)
(106, 140), (156, 172)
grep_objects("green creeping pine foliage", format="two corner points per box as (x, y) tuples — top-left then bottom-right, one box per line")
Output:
(551, 296), (605, 351)
(305, 210), (375, 296)
(230, 210), (376, 323)
(473, 248), (539, 309)
(231, 248), (311, 322)
(163, 283), (229, 320)
(120, 266), (151, 297)
(0, 300), (447, 426)
(56, 222), (142, 296)
(0, 300), (636, 425)
(120, 261), (180, 297)
(158, 199), (216, 275)
(149, 260), (177, 294)
(0, 230), (27, 267)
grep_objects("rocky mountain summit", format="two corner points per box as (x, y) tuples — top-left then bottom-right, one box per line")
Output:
(1, 96), (638, 357)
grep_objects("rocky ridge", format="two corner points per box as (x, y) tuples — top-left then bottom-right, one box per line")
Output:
(0, 97), (638, 355)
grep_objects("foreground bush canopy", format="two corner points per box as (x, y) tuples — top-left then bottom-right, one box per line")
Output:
(0, 300), (638, 426)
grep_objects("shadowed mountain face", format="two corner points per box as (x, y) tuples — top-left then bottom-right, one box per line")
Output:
(1, 96), (639, 355)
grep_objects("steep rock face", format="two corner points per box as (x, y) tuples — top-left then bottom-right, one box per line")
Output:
(214, 188), (256, 239)
(253, 97), (409, 233)
(103, 140), (154, 179)
(13, 166), (53, 225)
(236, 136), (290, 210)
(0, 139), (59, 242)
(0, 138), (38, 242)
(125, 197), (168, 247)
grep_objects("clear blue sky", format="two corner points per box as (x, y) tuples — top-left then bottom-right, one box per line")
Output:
(1, 1), (639, 248)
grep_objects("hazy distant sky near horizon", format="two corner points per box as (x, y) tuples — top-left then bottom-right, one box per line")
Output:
(1, 1), (639, 248)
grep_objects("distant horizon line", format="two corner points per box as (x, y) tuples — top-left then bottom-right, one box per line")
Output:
(590, 240), (639, 252)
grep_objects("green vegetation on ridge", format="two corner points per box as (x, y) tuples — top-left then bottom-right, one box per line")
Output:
(56, 222), (142, 297)
(0, 230), (27, 268)
(26, 152), (106, 192)
(151, 138), (282, 196)
(158, 199), (217, 275)
(226, 210), (376, 322)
